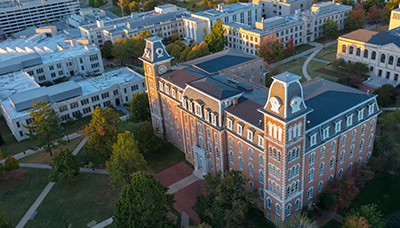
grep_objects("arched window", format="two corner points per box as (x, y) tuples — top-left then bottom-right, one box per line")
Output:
(307, 187), (313, 199)
(178, 133), (181, 141)
(330, 156), (335, 170)
(276, 205), (281, 216)
(288, 170), (291, 180)
(229, 136), (233, 147)
(358, 157), (362, 167)
(397, 58), (400, 66)
(352, 129), (356, 141)
(338, 168), (343, 179)
(370, 119), (375, 131)
(230, 151), (234, 164)
(295, 181), (299, 192)
(267, 198), (272, 209)
(359, 139), (364, 152)
(269, 146), (272, 157)
(292, 167), (295, 178)
(287, 151), (292, 163)
(371, 51), (376, 60)
(216, 147), (220, 159)
(260, 170), (264, 184)
(269, 180), (272, 191)
(199, 136), (203, 148)
(259, 155), (264, 167)
(239, 142), (242, 153)
(273, 166), (276, 177)
(296, 164), (299, 175)
(309, 153), (315, 165)
(350, 145), (354, 158)
(342, 135), (346, 147)
(296, 147), (300, 158)
(331, 141), (336, 153)
(368, 134), (373, 147)
(348, 163), (353, 173)
(319, 162), (324, 176)
(208, 142), (212, 154)
(260, 188), (264, 199)
(356, 48), (360, 56)
(239, 157), (243, 170)
(342, 44), (346, 53)
(329, 174), (333, 182)
(209, 159), (213, 169)
(273, 148), (277, 160)
(362, 124), (366, 136)
(389, 56), (394, 65)
(367, 152), (371, 162)
(287, 186), (290, 197)
(349, 46), (354, 54)
(249, 148), (253, 160)
(321, 147), (325, 159)
(207, 128), (210, 138)
(295, 199), (300, 211)
(286, 205), (291, 216)
(217, 164), (220, 172)
(249, 181), (254, 191)
(340, 150), (345, 164)
(292, 149), (296, 161)
(278, 151), (281, 162)
(308, 168), (314, 182)
(381, 54), (386, 63)
(364, 49), (369, 58)
(249, 163), (254, 177)
(318, 181), (323, 192)
(277, 169), (281, 180)
(269, 164), (272, 174)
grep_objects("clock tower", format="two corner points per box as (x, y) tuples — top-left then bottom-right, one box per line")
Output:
(139, 36), (173, 136)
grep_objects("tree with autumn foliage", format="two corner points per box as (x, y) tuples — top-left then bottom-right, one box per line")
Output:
(381, 0), (400, 22)
(329, 175), (360, 210)
(343, 215), (371, 228)
(366, 5), (382, 23)
(257, 33), (285, 64)
(84, 107), (121, 162)
(345, 4), (365, 31)
(346, 204), (386, 228)
(285, 37), (295, 53)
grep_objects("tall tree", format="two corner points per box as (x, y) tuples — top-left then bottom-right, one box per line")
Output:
(277, 212), (318, 228)
(0, 202), (12, 228)
(131, 121), (162, 155)
(285, 37), (295, 53)
(101, 40), (113, 59)
(194, 170), (257, 228)
(129, 92), (150, 122)
(84, 107), (121, 162)
(381, 0), (400, 22)
(366, 5), (382, 23)
(4, 156), (19, 171)
(256, 33), (285, 64)
(49, 149), (80, 183)
(129, 1), (140, 13)
(322, 18), (339, 39)
(23, 99), (63, 156)
(0, 131), (3, 145)
(106, 131), (147, 187)
(343, 215), (371, 228)
(117, 0), (130, 17)
(113, 172), (175, 228)
(345, 4), (365, 31)
(346, 204), (386, 228)
(205, 19), (227, 53)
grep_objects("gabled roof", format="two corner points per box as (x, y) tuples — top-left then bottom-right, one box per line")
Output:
(188, 75), (242, 100)
(340, 28), (400, 48)
(226, 97), (264, 130)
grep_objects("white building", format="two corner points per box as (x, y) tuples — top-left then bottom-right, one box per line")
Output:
(79, 4), (189, 48)
(253, 0), (313, 18)
(0, 67), (146, 141)
(184, 3), (262, 43)
(67, 7), (110, 28)
(0, 31), (102, 83)
(0, 0), (80, 36)
(223, 2), (351, 55)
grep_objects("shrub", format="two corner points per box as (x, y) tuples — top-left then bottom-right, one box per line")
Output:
(4, 156), (19, 171)
(319, 189), (338, 210)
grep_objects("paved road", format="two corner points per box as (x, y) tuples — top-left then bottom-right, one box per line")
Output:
(16, 182), (56, 228)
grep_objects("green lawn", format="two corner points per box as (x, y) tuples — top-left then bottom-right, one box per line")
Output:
(295, 44), (315, 54)
(63, 116), (92, 135)
(314, 44), (338, 62)
(246, 206), (276, 228)
(107, 6), (122, 17)
(0, 168), (51, 226)
(275, 57), (306, 81)
(145, 141), (186, 174)
(370, 25), (389, 32)
(321, 220), (342, 228)
(25, 173), (121, 228)
(307, 60), (338, 81)
(19, 138), (82, 164)
(345, 172), (400, 218)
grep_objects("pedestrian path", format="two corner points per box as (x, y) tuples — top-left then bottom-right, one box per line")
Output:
(302, 40), (337, 81)
(16, 182), (56, 228)
(19, 163), (108, 174)
(115, 105), (130, 115)
(181, 212), (189, 228)
(300, 56), (331, 64)
(72, 137), (88, 155)
(167, 174), (199, 194)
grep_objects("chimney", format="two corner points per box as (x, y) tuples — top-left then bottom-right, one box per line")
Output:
(233, 98), (237, 106)
(259, 120), (262, 125)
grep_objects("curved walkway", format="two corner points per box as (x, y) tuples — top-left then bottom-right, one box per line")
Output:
(302, 41), (337, 81)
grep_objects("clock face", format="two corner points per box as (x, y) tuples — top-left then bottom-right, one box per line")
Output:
(158, 65), (167, 74)
(147, 65), (152, 74)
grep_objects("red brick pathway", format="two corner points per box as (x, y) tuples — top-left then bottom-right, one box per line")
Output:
(154, 162), (205, 224)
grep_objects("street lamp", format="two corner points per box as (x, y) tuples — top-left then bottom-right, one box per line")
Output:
(292, 52), (295, 61)
(62, 216), (68, 228)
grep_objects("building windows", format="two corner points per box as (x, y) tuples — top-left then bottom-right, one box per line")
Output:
(318, 181), (323, 192)
(340, 150), (345, 164)
(352, 129), (356, 141)
(330, 156), (335, 170)
(359, 139), (364, 152)
(227, 119), (233, 130)
(276, 205), (281, 216)
(348, 163), (353, 173)
(389, 56), (394, 65)
(259, 170), (264, 184)
(371, 51), (376, 60)
(356, 48), (360, 56)
(322, 126), (329, 140)
(247, 129), (254, 141)
(307, 187), (313, 199)
(295, 199), (300, 211)
(363, 49), (368, 58)
(239, 142), (242, 153)
(258, 135), (263, 147)
(342, 135), (346, 147)
(83, 107), (91, 114)
(310, 133), (317, 146)
(38, 76), (46, 81)
(308, 168), (314, 182)
(70, 102), (79, 109)
(370, 119), (375, 131)
(36, 68), (44, 74)
(321, 147), (325, 159)
(361, 124), (366, 136)
(349, 46), (353, 54)
(81, 98), (89, 106)
(331, 141), (336, 153)
(260, 155), (264, 167)
(358, 108), (364, 121)
(249, 163), (254, 177)
(335, 120), (341, 133)
(367, 152), (371, 162)
(309, 153), (315, 165)
(249, 148), (253, 160)
(368, 134), (373, 147)
(381, 54), (386, 63)
(103, 101), (111, 107)
(338, 168), (343, 179)
(350, 144), (355, 158)
(286, 205), (291, 216)
(341, 44), (346, 53)
(346, 114), (353, 127)
(101, 92), (109, 99)
(59, 105), (68, 112)
(239, 157), (243, 170)
(61, 114), (70, 121)
(230, 151), (234, 164)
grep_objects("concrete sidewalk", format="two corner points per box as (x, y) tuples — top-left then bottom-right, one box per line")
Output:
(16, 182), (56, 228)
(167, 174), (200, 194)
(19, 163), (108, 174)
(302, 40), (337, 81)
(72, 137), (88, 155)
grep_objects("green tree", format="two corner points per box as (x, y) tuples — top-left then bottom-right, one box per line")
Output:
(319, 189), (338, 210)
(278, 212), (318, 228)
(89, 0), (94, 7)
(387, 148), (400, 173)
(117, 0), (130, 17)
(343, 215), (371, 228)
(22, 99), (63, 156)
(0, 132), (3, 145)
(381, 0), (400, 22)
(129, 92), (150, 122)
(257, 33), (285, 64)
(129, 1), (140, 12)
(373, 84), (397, 107)
(0, 202), (12, 228)
(131, 121), (162, 155)
(106, 131), (147, 187)
(205, 19), (227, 53)
(346, 204), (386, 228)
(113, 172), (175, 228)
(102, 40), (113, 59)
(189, 223), (212, 228)
(49, 149), (80, 183)
(194, 170), (257, 228)
(4, 156), (19, 171)
(362, 0), (385, 11)
(84, 107), (121, 162)
(337, 0), (355, 6)
(322, 18), (339, 39)
(144, 0), (159, 10)
(345, 4), (365, 31)
(112, 38), (130, 64)
(0, 151), (3, 177)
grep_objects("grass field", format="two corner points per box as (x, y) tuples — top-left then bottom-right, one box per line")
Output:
(0, 168), (51, 226)
(370, 25), (389, 32)
(321, 220), (342, 228)
(307, 60), (338, 81)
(25, 173), (121, 228)
(314, 44), (338, 62)
(19, 138), (82, 164)
(107, 6), (122, 17)
(274, 57), (306, 80)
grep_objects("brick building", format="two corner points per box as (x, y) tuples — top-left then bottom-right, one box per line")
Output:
(140, 37), (380, 224)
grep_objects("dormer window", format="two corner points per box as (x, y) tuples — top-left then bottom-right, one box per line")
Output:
(346, 114), (353, 127)
(258, 134), (264, 147)
(165, 84), (170, 94)
(204, 109), (210, 122)
(310, 133), (317, 146)
(182, 97), (188, 109)
(159, 81), (164, 91)
(334, 120), (341, 133)
(247, 128), (254, 141)
(227, 118), (234, 130)
(237, 123), (243, 135)
(178, 91), (182, 101)
(171, 88), (176, 99)
(368, 103), (374, 115)
(195, 104), (202, 117)
(358, 108), (364, 121)
(188, 100), (193, 112)
(322, 126), (330, 140)
(212, 112), (218, 126)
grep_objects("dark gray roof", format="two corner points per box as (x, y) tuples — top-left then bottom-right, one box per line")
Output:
(341, 28), (400, 47)
(193, 55), (256, 73)
(161, 68), (203, 89)
(188, 75), (242, 100)
(0, 53), (42, 75)
(226, 98), (264, 130)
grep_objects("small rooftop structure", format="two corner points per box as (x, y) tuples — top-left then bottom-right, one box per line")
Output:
(0, 71), (39, 101)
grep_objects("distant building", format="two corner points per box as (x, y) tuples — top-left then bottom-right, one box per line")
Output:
(223, 2), (351, 55)
(253, 0), (313, 18)
(79, 4), (189, 48)
(140, 36), (380, 225)
(67, 7), (109, 28)
(337, 28), (400, 86)
(0, 67), (146, 141)
(0, 30), (102, 83)
(184, 3), (262, 43)
(0, 0), (80, 36)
